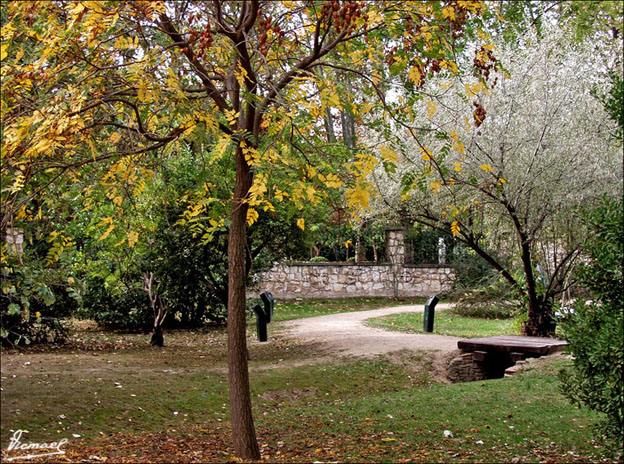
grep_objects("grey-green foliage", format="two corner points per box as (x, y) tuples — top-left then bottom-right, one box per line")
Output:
(559, 197), (623, 451)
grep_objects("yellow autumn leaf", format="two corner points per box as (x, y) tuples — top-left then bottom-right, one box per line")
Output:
(408, 66), (421, 85)
(454, 141), (465, 155)
(426, 100), (437, 119)
(274, 189), (288, 202)
(296, 217), (305, 230)
(323, 173), (343, 189)
(476, 28), (490, 40)
(442, 5), (455, 20)
(420, 147), (432, 161)
(247, 208), (259, 226)
(451, 221), (461, 237)
(359, 101), (374, 114)
(479, 164), (494, 173)
(0, 43), (8, 61)
(306, 165), (317, 178)
(128, 231), (139, 247)
(347, 186), (371, 210)
(97, 216), (113, 226)
(327, 92), (341, 107)
(137, 80), (150, 102)
(380, 145), (398, 163)
(429, 180), (441, 194)
(212, 135), (232, 159)
(98, 224), (115, 241)
(109, 132), (121, 144)
(303, 185), (316, 202)
(225, 109), (239, 126)
(453, 162), (463, 172)
(371, 69), (382, 85)
(235, 63), (248, 87)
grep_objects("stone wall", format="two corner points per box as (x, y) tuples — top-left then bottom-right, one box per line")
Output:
(446, 353), (488, 383)
(253, 227), (455, 299)
(254, 262), (455, 299)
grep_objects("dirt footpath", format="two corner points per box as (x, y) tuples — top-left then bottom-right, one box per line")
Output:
(278, 303), (461, 357)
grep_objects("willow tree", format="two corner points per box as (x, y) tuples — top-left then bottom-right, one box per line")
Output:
(366, 18), (623, 336)
(1, 0), (489, 458)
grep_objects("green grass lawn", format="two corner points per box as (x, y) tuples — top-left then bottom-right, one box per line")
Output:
(0, 298), (612, 463)
(0, 339), (606, 462)
(365, 310), (520, 338)
(268, 296), (428, 322)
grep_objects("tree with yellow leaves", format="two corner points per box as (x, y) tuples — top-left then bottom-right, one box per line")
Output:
(1, 1), (490, 458)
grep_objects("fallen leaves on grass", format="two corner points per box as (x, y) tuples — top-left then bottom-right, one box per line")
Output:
(0, 422), (612, 464)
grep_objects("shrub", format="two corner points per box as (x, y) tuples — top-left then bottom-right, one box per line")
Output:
(1, 252), (80, 345)
(558, 197), (623, 452)
(450, 273), (519, 319)
(78, 276), (153, 331)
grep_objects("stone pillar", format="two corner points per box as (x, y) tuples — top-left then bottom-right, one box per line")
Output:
(355, 234), (366, 263)
(5, 228), (24, 255)
(385, 227), (405, 265)
(385, 227), (405, 298)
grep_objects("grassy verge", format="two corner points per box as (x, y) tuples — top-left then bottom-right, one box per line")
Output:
(254, 357), (605, 463)
(365, 311), (520, 338)
(268, 297), (427, 322)
(1, 346), (608, 462)
(0, 298), (612, 463)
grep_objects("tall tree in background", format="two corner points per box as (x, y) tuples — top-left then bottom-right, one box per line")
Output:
(365, 17), (622, 336)
(1, 1), (489, 458)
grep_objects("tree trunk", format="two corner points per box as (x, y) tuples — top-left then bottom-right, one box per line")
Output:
(519, 240), (556, 337)
(372, 237), (378, 262)
(341, 108), (356, 148)
(324, 106), (336, 143)
(340, 73), (356, 148)
(524, 296), (557, 337)
(227, 145), (260, 460)
(143, 272), (167, 347)
(150, 324), (164, 347)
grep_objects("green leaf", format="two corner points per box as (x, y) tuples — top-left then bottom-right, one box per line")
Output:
(8, 303), (21, 315)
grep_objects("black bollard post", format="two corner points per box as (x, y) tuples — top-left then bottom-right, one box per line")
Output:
(423, 295), (439, 333)
(253, 304), (268, 342)
(260, 291), (275, 323)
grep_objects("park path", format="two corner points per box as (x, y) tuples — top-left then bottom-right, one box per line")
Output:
(278, 303), (461, 358)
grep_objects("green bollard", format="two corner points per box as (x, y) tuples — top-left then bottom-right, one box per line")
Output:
(423, 295), (439, 333)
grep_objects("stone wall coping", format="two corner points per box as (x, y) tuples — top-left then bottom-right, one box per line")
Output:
(266, 261), (455, 269)
(272, 261), (392, 267)
(404, 263), (456, 269)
